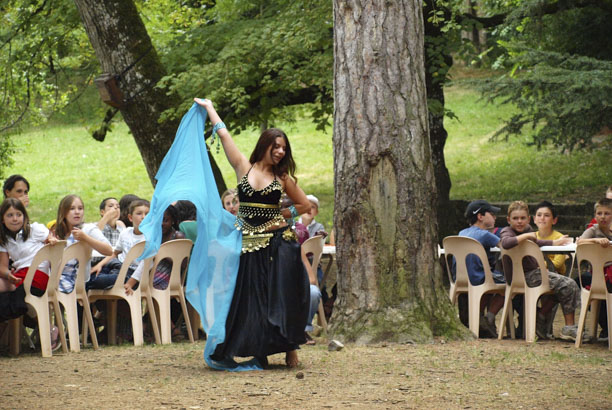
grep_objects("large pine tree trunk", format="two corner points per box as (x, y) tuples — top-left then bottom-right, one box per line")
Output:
(332, 0), (466, 342)
(423, 2), (454, 239)
(73, 0), (225, 191)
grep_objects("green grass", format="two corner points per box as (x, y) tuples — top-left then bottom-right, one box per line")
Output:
(3, 80), (611, 228)
(6, 123), (155, 224)
(4, 117), (335, 228)
(444, 83), (611, 203)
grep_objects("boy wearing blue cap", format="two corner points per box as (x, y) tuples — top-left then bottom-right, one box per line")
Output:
(458, 200), (505, 337)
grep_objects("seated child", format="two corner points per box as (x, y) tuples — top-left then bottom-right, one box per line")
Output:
(91, 197), (126, 265)
(299, 194), (327, 238)
(221, 188), (239, 216)
(500, 201), (581, 341)
(533, 201), (571, 338)
(587, 185), (612, 229)
(458, 200), (505, 337)
(298, 194), (328, 285)
(55, 195), (113, 294)
(0, 198), (57, 294)
(281, 194), (308, 243)
(0, 198), (61, 347)
(175, 200), (197, 243)
(576, 197), (612, 341)
(534, 201), (569, 275)
(118, 194), (140, 228)
(124, 204), (185, 294)
(87, 199), (149, 290)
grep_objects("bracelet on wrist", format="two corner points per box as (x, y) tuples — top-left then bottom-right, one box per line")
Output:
(209, 121), (226, 154)
(288, 205), (299, 219)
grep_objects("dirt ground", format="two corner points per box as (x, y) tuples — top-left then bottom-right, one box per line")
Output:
(1, 331), (611, 409)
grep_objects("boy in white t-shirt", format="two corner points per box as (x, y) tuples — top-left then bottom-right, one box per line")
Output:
(87, 199), (149, 290)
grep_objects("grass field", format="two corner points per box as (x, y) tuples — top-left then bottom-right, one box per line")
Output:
(3, 82), (610, 228)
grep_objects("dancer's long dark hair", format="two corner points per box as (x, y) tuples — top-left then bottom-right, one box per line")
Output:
(249, 128), (297, 181)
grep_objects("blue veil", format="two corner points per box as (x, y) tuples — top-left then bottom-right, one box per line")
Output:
(138, 103), (261, 371)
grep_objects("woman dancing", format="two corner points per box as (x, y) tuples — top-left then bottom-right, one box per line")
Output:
(194, 98), (311, 368)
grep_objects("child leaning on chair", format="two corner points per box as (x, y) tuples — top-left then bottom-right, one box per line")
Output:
(123, 204), (185, 295)
(86, 199), (149, 291)
(575, 197), (612, 342)
(55, 195), (113, 294)
(500, 200), (584, 342)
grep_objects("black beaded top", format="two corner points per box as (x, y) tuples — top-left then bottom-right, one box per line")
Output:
(235, 168), (285, 234)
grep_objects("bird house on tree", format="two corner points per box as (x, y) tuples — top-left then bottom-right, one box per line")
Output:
(94, 74), (124, 109)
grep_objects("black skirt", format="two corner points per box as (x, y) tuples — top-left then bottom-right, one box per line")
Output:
(212, 226), (310, 360)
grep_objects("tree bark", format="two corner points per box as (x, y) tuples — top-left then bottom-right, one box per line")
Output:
(72, 0), (226, 193)
(332, 0), (467, 343)
(423, 2), (454, 239)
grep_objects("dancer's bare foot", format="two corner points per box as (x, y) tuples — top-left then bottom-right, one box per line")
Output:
(285, 350), (299, 368)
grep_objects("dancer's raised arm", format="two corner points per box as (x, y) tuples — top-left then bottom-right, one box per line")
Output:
(194, 98), (250, 179)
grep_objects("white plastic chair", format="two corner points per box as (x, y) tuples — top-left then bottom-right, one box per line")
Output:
(86, 241), (152, 346)
(50, 241), (99, 352)
(574, 243), (612, 350)
(9, 241), (67, 357)
(498, 240), (554, 343)
(146, 239), (194, 344)
(442, 236), (508, 338)
(301, 235), (327, 331)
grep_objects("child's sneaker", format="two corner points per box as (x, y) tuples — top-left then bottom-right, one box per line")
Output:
(559, 325), (591, 342)
(559, 325), (577, 341)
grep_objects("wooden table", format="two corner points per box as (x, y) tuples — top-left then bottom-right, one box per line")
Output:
(439, 243), (577, 255)
(320, 245), (336, 288)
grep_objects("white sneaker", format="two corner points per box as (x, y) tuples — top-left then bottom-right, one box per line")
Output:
(560, 325), (591, 342)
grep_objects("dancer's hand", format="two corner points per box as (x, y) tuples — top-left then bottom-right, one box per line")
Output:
(194, 98), (213, 109)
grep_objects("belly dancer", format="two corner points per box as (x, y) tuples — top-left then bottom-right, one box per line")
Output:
(194, 98), (311, 369)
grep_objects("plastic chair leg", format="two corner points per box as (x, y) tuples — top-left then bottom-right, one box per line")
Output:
(575, 290), (590, 347)
(497, 291), (512, 340)
(155, 296), (172, 344)
(127, 298), (143, 346)
(107, 300), (117, 345)
(606, 295), (612, 351)
(36, 307), (52, 357)
(178, 293), (194, 343)
(59, 299), (80, 353)
(51, 302), (69, 354)
(588, 299), (600, 340)
(468, 295), (481, 338)
(9, 318), (21, 356)
(499, 303), (516, 339)
(187, 303), (200, 341)
(524, 292), (539, 343)
(317, 299), (328, 331)
(145, 294), (161, 345)
(81, 300), (99, 350)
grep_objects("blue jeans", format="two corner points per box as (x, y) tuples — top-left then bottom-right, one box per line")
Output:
(86, 259), (135, 290)
(305, 284), (322, 332)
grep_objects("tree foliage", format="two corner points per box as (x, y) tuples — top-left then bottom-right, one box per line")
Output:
(158, 0), (333, 133)
(481, 0), (612, 151)
(0, 0), (96, 131)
